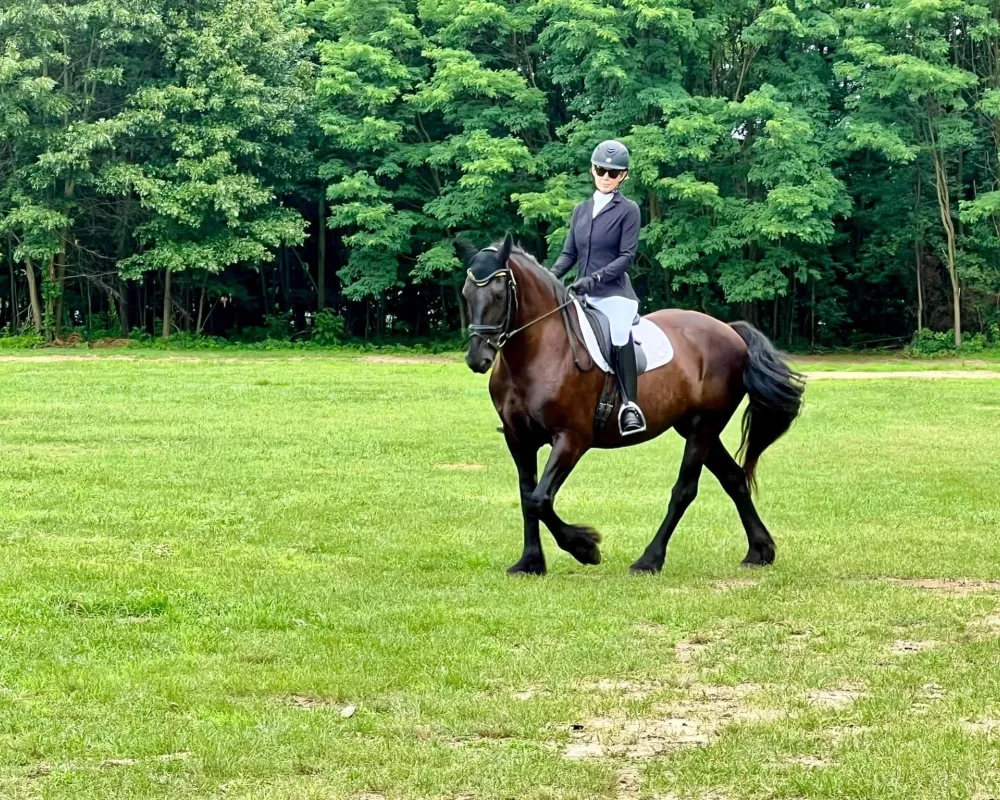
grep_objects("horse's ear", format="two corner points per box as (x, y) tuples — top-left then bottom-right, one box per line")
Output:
(453, 237), (479, 265)
(499, 232), (513, 265)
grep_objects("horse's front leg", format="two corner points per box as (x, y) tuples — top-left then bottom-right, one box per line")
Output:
(529, 433), (602, 568)
(504, 433), (545, 576)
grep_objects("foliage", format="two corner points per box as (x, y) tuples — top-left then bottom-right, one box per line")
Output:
(3, 0), (1000, 348)
(311, 309), (346, 344)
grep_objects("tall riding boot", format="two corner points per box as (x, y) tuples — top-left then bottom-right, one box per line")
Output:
(613, 341), (646, 436)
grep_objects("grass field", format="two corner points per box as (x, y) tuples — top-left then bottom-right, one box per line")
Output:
(0, 352), (998, 799)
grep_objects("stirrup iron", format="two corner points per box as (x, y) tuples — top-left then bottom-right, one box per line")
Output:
(618, 401), (646, 436)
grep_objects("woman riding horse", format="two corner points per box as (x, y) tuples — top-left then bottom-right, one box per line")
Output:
(551, 139), (645, 436)
(456, 169), (804, 575)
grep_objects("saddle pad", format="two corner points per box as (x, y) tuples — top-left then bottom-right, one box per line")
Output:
(572, 299), (674, 374)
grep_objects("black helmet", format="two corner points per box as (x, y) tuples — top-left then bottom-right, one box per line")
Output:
(591, 140), (630, 170)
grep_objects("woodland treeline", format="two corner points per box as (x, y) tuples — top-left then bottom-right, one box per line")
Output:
(3, 0), (1000, 348)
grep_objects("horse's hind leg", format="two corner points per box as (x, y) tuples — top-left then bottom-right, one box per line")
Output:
(630, 422), (714, 575)
(704, 439), (776, 566)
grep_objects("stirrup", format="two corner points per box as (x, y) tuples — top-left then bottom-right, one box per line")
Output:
(618, 401), (647, 436)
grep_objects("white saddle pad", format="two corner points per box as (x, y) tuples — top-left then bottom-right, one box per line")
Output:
(572, 299), (674, 374)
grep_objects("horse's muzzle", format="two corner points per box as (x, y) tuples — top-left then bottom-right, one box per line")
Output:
(466, 353), (495, 374)
(465, 342), (497, 373)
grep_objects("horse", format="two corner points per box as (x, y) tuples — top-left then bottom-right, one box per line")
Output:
(457, 233), (805, 576)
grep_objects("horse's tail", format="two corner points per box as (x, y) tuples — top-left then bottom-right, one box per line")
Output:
(729, 321), (805, 493)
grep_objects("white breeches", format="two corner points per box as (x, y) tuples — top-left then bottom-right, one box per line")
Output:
(585, 295), (639, 346)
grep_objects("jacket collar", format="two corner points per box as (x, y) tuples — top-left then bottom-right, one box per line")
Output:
(587, 191), (621, 218)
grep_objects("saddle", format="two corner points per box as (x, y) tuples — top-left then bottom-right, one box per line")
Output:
(579, 301), (648, 374)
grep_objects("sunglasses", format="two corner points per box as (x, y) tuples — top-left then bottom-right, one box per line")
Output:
(593, 166), (625, 179)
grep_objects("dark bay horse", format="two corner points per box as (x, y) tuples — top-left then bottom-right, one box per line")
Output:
(458, 234), (805, 576)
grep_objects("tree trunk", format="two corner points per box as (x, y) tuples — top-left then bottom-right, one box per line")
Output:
(44, 256), (56, 341)
(117, 279), (130, 337)
(787, 286), (796, 346)
(53, 254), (66, 337)
(24, 258), (43, 334)
(196, 273), (208, 334)
(54, 178), (75, 338)
(7, 237), (18, 330)
(317, 195), (327, 311)
(929, 136), (961, 345)
(810, 276), (815, 348)
(162, 269), (172, 339)
(914, 169), (924, 332)
(280, 246), (291, 313)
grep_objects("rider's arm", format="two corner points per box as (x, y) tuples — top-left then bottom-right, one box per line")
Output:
(551, 206), (580, 278)
(594, 203), (639, 284)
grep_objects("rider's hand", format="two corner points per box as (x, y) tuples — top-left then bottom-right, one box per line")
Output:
(570, 275), (598, 294)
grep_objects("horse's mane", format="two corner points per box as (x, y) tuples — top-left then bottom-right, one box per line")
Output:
(498, 241), (570, 304)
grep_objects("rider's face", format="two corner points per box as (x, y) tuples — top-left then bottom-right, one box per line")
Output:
(592, 165), (626, 194)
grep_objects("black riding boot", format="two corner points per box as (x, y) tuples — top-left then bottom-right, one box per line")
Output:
(614, 341), (646, 436)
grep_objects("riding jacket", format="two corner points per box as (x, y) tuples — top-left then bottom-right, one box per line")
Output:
(551, 192), (641, 302)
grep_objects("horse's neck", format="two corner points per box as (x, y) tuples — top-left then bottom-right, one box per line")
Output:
(502, 259), (570, 373)
(511, 259), (560, 326)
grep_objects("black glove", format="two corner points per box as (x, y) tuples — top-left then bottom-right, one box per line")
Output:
(570, 275), (598, 294)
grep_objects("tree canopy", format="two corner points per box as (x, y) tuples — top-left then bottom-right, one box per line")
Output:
(2, 0), (999, 348)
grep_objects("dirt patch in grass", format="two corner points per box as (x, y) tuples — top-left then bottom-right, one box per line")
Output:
(100, 758), (138, 769)
(971, 613), (1000, 630)
(436, 463), (484, 471)
(921, 683), (945, 700)
(563, 717), (708, 760)
(675, 640), (710, 663)
(826, 724), (873, 744)
(711, 579), (759, 592)
(563, 683), (782, 761)
(891, 640), (940, 655)
(882, 577), (1000, 594)
(961, 718), (1000, 736)
(786, 755), (834, 768)
(579, 679), (664, 701)
(616, 766), (640, 798)
(806, 371), (1000, 380)
(805, 688), (868, 709)
(360, 355), (454, 365)
(285, 694), (356, 716)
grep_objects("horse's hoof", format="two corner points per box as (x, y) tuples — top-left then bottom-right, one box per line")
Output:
(741, 546), (775, 568)
(629, 560), (662, 575)
(562, 525), (602, 566)
(507, 559), (546, 576)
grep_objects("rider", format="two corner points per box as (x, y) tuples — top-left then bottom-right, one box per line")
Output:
(551, 140), (646, 435)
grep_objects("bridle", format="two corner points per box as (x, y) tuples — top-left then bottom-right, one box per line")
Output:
(466, 248), (574, 350)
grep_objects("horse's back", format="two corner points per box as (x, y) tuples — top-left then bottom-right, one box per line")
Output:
(643, 308), (748, 410)
(646, 308), (747, 357)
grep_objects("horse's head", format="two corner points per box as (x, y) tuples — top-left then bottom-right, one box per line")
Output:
(456, 233), (515, 373)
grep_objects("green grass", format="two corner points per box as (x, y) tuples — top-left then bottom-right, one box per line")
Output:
(0, 353), (998, 799)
